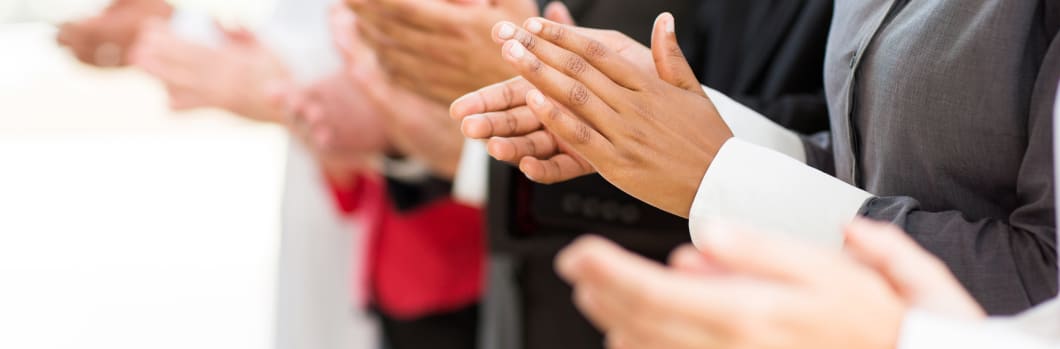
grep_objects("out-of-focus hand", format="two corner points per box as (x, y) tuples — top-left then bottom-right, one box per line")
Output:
(449, 14), (657, 184)
(843, 219), (986, 318)
(555, 219), (911, 349)
(129, 20), (291, 123)
(333, 6), (464, 180)
(345, 0), (543, 103)
(457, 14), (731, 217)
(277, 74), (388, 169)
(57, 0), (173, 67)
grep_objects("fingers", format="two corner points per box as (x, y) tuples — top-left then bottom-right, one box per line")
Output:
(450, 77), (534, 121)
(351, 0), (464, 33)
(650, 13), (703, 95)
(518, 153), (595, 184)
(500, 40), (620, 135)
(844, 218), (986, 318)
(556, 236), (745, 338)
(543, 2), (575, 26)
(556, 235), (667, 298)
(462, 106), (542, 139)
(516, 17), (645, 90)
(691, 221), (830, 284)
(494, 21), (628, 113)
(487, 130), (557, 162)
(668, 244), (723, 275)
(523, 89), (611, 176)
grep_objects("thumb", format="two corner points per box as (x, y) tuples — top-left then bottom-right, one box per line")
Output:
(651, 12), (702, 95)
(543, 2), (575, 26)
(844, 219), (985, 318)
(693, 221), (830, 284)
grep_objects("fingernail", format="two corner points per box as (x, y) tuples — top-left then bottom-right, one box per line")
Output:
(520, 162), (537, 181)
(507, 41), (526, 59)
(498, 23), (516, 39)
(664, 13), (675, 34)
(529, 90), (546, 106)
(526, 19), (543, 33)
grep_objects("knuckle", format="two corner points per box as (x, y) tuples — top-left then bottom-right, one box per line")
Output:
(500, 84), (515, 108)
(565, 54), (588, 76)
(630, 98), (656, 120)
(667, 43), (685, 59)
(518, 32), (537, 51)
(547, 25), (565, 41)
(505, 111), (519, 133)
(573, 123), (592, 145)
(568, 83), (591, 106)
(585, 39), (608, 59)
(528, 58), (544, 73)
(627, 126), (649, 145)
(525, 137), (537, 156)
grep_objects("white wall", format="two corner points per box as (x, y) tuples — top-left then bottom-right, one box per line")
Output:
(0, 16), (286, 349)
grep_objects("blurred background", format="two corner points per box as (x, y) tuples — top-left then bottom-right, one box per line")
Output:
(0, 1), (294, 348)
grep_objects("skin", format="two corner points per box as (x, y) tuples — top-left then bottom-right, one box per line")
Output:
(450, 20), (663, 179)
(333, 6), (465, 180)
(276, 73), (387, 173)
(128, 19), (291, 124)
(344, 0), (539, 103)
(57, 0), (173, 67)
(554, 218), (984, 349)
(453, 14), (733, 217)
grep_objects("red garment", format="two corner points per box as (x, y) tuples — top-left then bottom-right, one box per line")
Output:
(328, 173), (485, 319)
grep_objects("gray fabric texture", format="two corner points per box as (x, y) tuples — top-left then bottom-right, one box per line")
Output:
(809, 0), (1060, 315)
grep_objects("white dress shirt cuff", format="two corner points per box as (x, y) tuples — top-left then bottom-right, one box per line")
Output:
(898, 309), (1055, 349)
(452, 139), (489, 207)
(688, 138), (872, 249)
(703, 86), (806, 162)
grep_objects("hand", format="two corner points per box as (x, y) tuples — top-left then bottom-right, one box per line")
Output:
(57, 0), (173, 67)
(345, 0), (541, 103)
(449, 17), (660, 183)
(462, 14), (732, 217)
(555, 220), (911, 349)
(277, 74), (388, 166)
(842, 219), (985, 318)
(129, 20), (291, 123)
(334, 7), (465, 180)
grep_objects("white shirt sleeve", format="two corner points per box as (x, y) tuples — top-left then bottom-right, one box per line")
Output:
(898, 306), (1060, 349)
(703, 86), (806, 162)
(689, 88), (871, 249)
(452, 139), (489, 207)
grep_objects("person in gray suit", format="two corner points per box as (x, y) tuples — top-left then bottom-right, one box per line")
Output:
(452, 0), (1058, 317)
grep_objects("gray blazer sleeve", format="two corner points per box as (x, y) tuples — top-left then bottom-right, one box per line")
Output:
(861, 42), (1060, 315)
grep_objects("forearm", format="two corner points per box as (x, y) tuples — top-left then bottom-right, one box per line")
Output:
(864, 197), (1058, 315)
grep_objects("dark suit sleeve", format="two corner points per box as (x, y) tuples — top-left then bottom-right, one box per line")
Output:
(860, 34), (1060, 315)
(800, 131), (835, 176)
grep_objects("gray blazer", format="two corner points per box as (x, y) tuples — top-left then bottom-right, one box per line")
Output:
(808, 0), (1060, 314)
